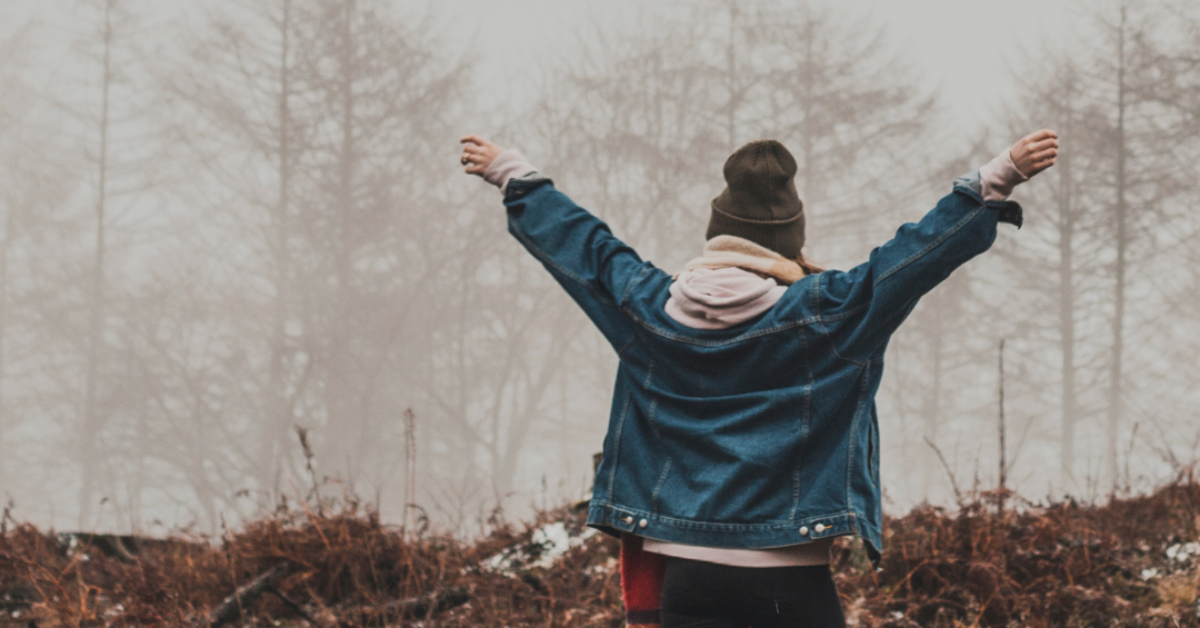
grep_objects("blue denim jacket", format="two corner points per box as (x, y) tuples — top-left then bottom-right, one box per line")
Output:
(503, 172), (1021, 565)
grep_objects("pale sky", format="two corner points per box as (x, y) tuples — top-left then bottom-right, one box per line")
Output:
(5, 0), (1080, 135)
(427, 0), (1079, 134)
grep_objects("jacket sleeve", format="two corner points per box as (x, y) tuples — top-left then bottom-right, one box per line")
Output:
(818, 173), (1022, 362)
(503, 176), (651, 352)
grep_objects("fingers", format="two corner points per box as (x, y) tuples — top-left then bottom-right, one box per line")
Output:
(1027, 149), (1058, 176)
(1027, 137), (1059, 153)
(1013, 129), (1058, 161)
(1007, 129), (1060, 178)
(1016, 130), (1058, 152)
(1029, 146), (1058, 163)
(1023, 129), (1058, 143)
(461, 161), (487, 176)
(460, 134), (506, 178)
(460, 150), (489, 177)
(461, 134), (494, 148)
(1016, 137), (1058, 160)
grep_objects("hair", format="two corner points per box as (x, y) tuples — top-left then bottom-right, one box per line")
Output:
(795, 251), (826, 277)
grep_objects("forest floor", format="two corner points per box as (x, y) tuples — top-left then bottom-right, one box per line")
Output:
(5, 478), (1200, 627)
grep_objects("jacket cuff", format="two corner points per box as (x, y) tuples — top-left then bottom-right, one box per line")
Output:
(484, 148), (539, 195)
(979, 148), (1030, 202)
(953, 172), (1024, 228)
(502, 173), (552, 204)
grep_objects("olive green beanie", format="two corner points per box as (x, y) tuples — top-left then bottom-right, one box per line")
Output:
(706, 140), (805, 259)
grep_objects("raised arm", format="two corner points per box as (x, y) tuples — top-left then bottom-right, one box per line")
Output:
(819, 130), (1058, 359)
(461, 135), (653, 350)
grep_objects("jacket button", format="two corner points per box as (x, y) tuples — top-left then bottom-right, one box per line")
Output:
(622, 516), (633, 524)
(638, 519), (648, 528)
(814, 524), (827, 533)
(798, 526), (809, 536)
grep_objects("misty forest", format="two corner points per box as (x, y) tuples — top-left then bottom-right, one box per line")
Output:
(1, 0), (1200, 626)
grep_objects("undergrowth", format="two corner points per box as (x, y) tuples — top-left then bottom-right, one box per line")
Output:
(4, 477), (1200, 626)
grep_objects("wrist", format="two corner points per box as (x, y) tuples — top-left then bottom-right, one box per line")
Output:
(980, 149), (1030, 202)
(484, 149), (538, 194)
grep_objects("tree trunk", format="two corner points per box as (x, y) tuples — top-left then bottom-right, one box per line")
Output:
(80, 0), (114, 527)
(1107, 4), (1129, 493)
(0, 182), (13, 487)
(1057, 89), (1079, 491)
(259, 0), (293, 504)
(324, 0), (359, 487)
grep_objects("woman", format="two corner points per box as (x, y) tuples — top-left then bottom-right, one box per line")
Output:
(460, 130), (1057, 628)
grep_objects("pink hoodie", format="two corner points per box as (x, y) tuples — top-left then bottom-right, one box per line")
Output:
(664, 267), (787, 329)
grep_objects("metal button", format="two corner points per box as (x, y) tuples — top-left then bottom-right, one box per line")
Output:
(622, 516), (633, 524)
(814, 523), (827, 533)
(638, 519), (648, 528)
(798, 526), (809, 536)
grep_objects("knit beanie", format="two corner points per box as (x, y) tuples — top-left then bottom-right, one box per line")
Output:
(706, 140), (805, 260)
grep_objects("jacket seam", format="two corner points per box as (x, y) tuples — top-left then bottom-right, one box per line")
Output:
(508, 220), (619, 308)
(606, 362), (656, 502)
(869, 403), (879, 490)
(790, 325), (813, 521)
(606, 391), (633, 503)
(874, 205), (985, 286)
(818, 303), (871, 323)
(623, 310), (822, 347)
(624, 265), (653, 305)
(845, 367), (871, 505)
(810, 272), (872, 367)
(650, 459), (672, 514)
(815, 317), (869, 368)
(615, 268), (653, 360)
(615, 335), (637, 358)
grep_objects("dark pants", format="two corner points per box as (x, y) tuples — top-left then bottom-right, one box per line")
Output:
(660, 556), (847, 628)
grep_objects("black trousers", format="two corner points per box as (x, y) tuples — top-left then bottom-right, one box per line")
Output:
(660, 556), (847, 628)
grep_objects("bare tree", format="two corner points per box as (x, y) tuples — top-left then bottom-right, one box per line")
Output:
(286, 0), (470, 494)
(1088, 1), (1188, 489)
(991, 54), (1114, 492)
(166, 0), (471, 521)
(165, 0), (307, 506)
(79, 0), (116, 529)
(0, 24), (38, 491)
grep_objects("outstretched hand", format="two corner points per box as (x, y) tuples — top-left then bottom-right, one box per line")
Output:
(1009, 130), (1059, 178)
(460, 135), (505, 177)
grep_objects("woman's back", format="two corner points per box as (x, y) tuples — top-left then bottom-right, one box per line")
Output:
(497, 169), (1020, 566)
(462, 129), (1057, 627)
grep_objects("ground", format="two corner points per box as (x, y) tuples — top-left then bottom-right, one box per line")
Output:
(5, 479), (1200, 627)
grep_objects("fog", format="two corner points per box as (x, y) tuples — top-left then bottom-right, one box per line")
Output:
(0, 0), (1196, 538)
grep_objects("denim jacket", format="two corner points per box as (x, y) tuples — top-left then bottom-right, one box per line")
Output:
(503, 172), (1021, 565)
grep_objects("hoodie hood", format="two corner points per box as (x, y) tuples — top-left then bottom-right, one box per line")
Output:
(665, 266), (787, 330)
